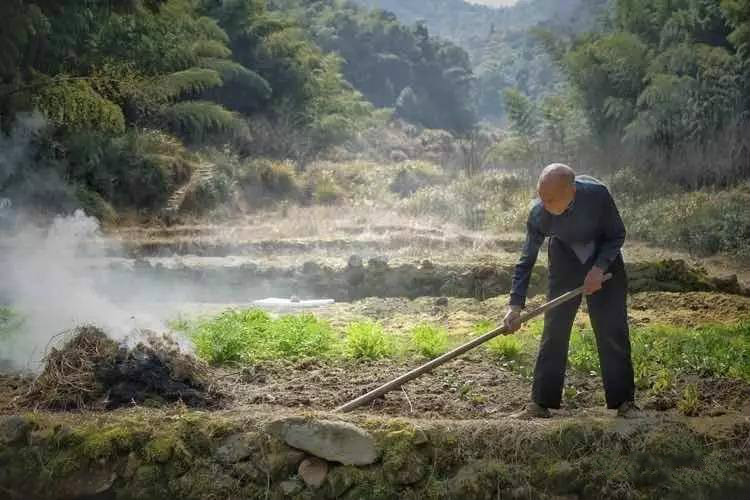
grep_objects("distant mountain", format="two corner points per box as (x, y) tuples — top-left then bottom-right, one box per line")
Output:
(353, 0), (610, 120)
(351, 0), (589, 44)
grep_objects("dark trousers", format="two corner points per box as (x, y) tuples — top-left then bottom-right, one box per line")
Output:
(532, 237), (635, 409)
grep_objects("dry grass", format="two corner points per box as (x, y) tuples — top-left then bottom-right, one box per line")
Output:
(19, 325), (119, 410)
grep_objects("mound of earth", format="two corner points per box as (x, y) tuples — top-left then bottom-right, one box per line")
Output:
(18, 326), (221, 410)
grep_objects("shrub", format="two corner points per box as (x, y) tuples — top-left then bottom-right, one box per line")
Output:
(235, 158), (299, 206)
(188, 309), (339, 363)
(622, 186), (750, 257)
(410, 323), (449, 358)
(389, 161), (442, 197)
(344, 321), (394, 360)
(265, 314), (338, 359)
(568, 328), (600, 374)
(487, 335), (522, 360)
(189, 309), (271, 364)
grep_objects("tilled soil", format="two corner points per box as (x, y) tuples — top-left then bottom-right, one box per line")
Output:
(212, 352), (750, 420)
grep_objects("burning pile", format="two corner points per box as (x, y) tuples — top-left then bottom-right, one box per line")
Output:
(19, 325), (221, 410)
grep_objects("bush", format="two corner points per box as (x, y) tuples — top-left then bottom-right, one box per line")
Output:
(344, 321), (394, 360)
(180, 170), (234, 214)
(399, 171), (532, 231)
(189, 309), (340, 363)
(389, 161), (443, 197)
(410, 324), (450, 358)
(265, 314), (338, 359)
(312, 175), (343, 205)
(189, 309), (271, 364)
(235, 158), (299, 206)
(487, 335), (522, 360)
(75, 187), (118, 225)
(622, 186), (750, 257)
(568, 328), (600, 374)
(65, 129), (193, 211)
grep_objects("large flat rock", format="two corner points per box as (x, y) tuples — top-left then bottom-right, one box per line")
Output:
(266, 417), (379, 465)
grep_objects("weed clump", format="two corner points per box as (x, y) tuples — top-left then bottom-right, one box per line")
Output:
(409, 324), (449, 358)
(344, 320), (395, 360)
(189, 309), (338, 362)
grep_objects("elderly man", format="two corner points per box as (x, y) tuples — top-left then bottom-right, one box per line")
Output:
(504, 164), (638, 418)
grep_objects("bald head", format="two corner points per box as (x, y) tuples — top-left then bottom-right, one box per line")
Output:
(537, 163), (576, 215)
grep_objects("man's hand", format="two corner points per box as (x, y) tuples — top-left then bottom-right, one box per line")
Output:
(503, 305), (522, 332)
(583, 266), (605, 295)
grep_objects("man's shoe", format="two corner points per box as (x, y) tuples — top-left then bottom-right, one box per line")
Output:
(510, 401), (552, 419)
(616, 401), (642, 418)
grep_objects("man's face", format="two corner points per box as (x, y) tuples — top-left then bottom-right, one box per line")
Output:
(538, 181), (575, 215)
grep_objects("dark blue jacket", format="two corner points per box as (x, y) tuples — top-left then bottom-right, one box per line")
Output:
(509, 176), (626, 307)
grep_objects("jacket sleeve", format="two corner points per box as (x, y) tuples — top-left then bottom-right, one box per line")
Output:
(510, 209), (545, 308)
(593, 187), (626, 271)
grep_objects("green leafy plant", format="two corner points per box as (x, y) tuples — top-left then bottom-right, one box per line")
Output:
(410, 324), (450, 358)
(344, 321), (394, 360)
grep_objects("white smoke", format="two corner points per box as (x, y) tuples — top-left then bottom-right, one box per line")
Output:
(0, 210), (162, 370)
(0, 115), (168, 371)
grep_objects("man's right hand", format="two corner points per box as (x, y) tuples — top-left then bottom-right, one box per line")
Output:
(503, 305), (522, 332)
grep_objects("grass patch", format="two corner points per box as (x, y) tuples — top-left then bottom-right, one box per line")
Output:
(409, 324), (450, 358)
(189, 309), (271, 364)
(188, 309), (337, 364)
(568, 321), (750, 388)
(486, 336), (523, 360)
(344, 320), (395, 360)
(629, 322), (750, 387)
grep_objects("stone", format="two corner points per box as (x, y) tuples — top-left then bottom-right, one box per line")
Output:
(0, 415), (30, 445)
(386, 451), (427, 485)
(215, 432), (259, 464)
(326, 466), (359, 498)
(280, 479), (304, 496)
(123, 452), (140, 479)
(232, 461), (263, 482)
(58, 468), (117, 499)
(298, 457), (329, 488)
(267, 417), (379, 465)
(435, 297), (449, 307)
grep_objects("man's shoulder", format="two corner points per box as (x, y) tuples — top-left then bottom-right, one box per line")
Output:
(576, 175), (612, 199)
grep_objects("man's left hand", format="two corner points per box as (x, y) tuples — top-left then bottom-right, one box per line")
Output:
(583, 266), (605, 295)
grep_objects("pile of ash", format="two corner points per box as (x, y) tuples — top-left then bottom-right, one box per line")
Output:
(19, 325), (222, 410)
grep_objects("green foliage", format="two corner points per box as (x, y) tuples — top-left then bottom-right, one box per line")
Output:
(631, 322), (750, 384)
(64, 129), (193, 210)
(409, 324), (449, 358)
(190, 309), (272, 364)
(189, 309), (338, 363)
(158, 69), (223, 100)
(164, 101), (245, 142)
(622, 186), (750, 257)
(275, 0), (476, 132)
(344, 320), (394, 360)
(568, 328), (601, 374)
(504, 89), (540, 137)
(558, 0), (750, 185)
(486, 335), (522, 361)
(677, 383), (700, 416)
(34, 78), (126, 134)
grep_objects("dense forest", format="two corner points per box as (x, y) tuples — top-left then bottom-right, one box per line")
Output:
(0, 0), (376, 215)
(0, 0), (748, 223)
